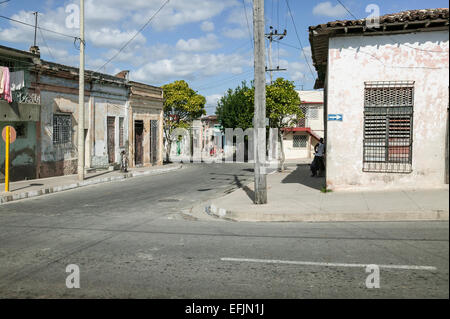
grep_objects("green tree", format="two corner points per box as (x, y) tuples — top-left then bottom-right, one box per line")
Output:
(162, 80), (206, 162)
(215, 81), (253, 131)
(246, 78), (302, 171)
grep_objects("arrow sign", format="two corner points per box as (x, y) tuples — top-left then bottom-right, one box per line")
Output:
(328, 114), (343, 121)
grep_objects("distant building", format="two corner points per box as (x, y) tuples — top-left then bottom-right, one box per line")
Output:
(282, 90), (324, 160)
(309, 8), (449, 191)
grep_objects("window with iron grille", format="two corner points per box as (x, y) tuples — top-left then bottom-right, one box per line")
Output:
(119, 117), (124, 147)
(308, 107), (319, 119)
(363, 81), (414, 173)
(298, 106), (308, 127)
(293, 135), (307, 148)
(53, 114), (72, 145)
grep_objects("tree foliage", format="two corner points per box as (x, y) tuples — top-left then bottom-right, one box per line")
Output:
(215, 81), (254, 131)
(162, 80), (206, 161)
(244, 77), (302, 128)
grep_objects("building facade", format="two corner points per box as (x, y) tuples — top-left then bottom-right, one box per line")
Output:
(1, 45), (41, 182)
(127, 79), (164, 167)
(282, 90), (324, 159)
(1, 45), (164, 182)
(309, 8), (449, 191)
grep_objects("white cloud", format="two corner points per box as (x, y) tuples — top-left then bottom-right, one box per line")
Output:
(222, 27), (248, 39)
(201, 21), (215, 32)
(312, 1), (348, 18)
(206, 94), (222, 106)
(131, 51), (252, 84)
(176, 34), (221, 52)
(131, 0), (237, 31)
(87, 28), (146, 49)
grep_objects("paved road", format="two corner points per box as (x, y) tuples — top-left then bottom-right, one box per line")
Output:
(0, 163), (448, 298)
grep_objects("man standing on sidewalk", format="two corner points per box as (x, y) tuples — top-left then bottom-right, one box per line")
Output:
(311, 138), (325, 177)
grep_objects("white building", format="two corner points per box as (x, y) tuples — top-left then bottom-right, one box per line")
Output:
(282, 90), (324, 160)
(309, 8), (449, 191)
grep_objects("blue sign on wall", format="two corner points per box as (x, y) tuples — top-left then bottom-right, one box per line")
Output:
(328, 114), (343, 121)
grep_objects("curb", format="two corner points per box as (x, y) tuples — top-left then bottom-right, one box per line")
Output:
(0, 164), (183, 205)
(204, 203), (449, 222)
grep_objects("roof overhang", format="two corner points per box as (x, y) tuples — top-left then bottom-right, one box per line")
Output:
(308, 8), (449, 89)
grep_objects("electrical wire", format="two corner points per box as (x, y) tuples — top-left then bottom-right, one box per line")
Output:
(284, 0), (316, 80)
(38, 27), (55, 61)
(0, 14), (77, 39)
(242, 0), (254, 50)
(95, 0), (170, 73)
(336, 0), (358, 20)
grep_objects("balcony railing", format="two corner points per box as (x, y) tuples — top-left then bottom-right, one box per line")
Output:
(11, 90), (40, 104)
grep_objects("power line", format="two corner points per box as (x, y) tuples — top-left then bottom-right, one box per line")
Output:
(95, 0), (170, 73)
(195, 69), (254, 91)
(284, 0), (316, 80)
(0, 14), (77, 39)
(242, 0), (254, 49)
(39, 26), (55, 61)
(0, 0), (11, 4)
(336, 0), (358, 20)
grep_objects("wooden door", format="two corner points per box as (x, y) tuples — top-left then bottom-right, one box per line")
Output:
(107, 117), (115, 163)
(135, 120), (144, 165)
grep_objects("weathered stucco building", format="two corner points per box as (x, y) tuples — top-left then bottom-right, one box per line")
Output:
(36, 61), (129, 177)
(309, 8), (449, 191)
(127, 79), (164, 167)
(1, 45), (164, 181)
(1, 45), (41, 182)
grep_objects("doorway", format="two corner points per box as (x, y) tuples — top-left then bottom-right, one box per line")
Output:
(107, 117), (115, 163)
(135, 120), (144, 165)
(150, 120), (158, 164)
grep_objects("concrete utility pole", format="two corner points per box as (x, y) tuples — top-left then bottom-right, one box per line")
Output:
(253, 0), (267, 204)
(33, 12), (38, 47)
(265, 26), (287, 84)
(77, 0), (85, 181)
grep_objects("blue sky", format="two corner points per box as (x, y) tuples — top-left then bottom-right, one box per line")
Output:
(1, 0), (448, 114)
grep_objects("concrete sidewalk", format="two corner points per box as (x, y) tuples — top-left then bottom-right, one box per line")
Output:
(190, 163), (449, 222)
(1, 163), (182, 205)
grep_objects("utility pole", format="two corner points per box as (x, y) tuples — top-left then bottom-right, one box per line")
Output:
(77, 0), (85, 181)
(33, 12), (38, 47)
(253, 0), (267, 204)
(265, 26), (287, 84)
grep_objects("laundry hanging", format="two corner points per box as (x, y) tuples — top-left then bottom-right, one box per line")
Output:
(0, 66), (12, 103)
(10, 70), (25, 91)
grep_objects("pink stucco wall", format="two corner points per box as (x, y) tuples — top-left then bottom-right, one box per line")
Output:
(326, 30), (449, 191)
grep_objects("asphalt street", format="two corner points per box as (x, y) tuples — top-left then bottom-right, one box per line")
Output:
(0, 163), (448, 298)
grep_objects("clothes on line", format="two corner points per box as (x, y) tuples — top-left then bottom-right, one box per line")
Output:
(10, 70), (24, 91)
(0, 66), (12, 103)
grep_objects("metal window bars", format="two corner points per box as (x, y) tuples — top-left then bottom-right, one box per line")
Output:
(363, 81), (414, 173)
(53, 114), (72, 145)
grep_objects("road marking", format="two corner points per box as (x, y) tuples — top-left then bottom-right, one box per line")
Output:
(220, 257), (437, 271)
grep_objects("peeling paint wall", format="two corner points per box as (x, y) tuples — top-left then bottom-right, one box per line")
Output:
(0, 121), (37, 182)
(326, 30), (449, 191)
(39, 74), (129, 178)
